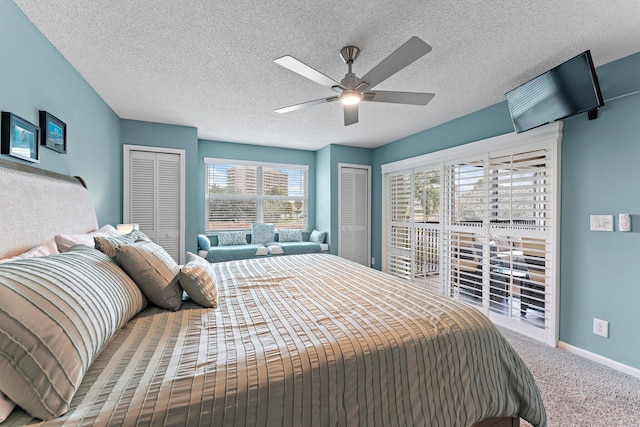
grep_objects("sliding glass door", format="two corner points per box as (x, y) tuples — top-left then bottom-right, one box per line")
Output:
(383, 124), (560, 344)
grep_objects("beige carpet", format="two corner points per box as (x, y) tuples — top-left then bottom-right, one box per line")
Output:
(499, 327), (640, 427)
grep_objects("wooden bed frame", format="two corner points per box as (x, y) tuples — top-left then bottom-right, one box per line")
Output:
(0, 158), (522, 426)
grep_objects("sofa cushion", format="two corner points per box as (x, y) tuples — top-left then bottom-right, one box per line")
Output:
(116, 242), (182, 311)
(179, 252), (217, 308)
(0, 246), (146, 420)
(252, 223), (275, 244)
(205, 243), (266, 263)
(197, 234), (211, 251)
(309, 229), (327, 244)
(278, 229), (303, 242)
(268, 241), (322, 256)
(218, 231), (248, 246)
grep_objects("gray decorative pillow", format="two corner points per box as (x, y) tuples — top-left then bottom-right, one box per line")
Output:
(179, 252), (218, 308)
(218, 231), (248, 246)
(278, 228), (303, 242)
(0, 246), (146, 420)
(128, 229), (152, 243)
(310, 229), (327, 243)
(116, 242), (182, 310)
(251, 223), (274, 244)
(95, 229), (152, 258)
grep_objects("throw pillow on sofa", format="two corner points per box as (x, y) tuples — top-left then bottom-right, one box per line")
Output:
(310, 229), (327, 243)
(251, 223), (275, 244)
(278, 229), (303, 242)
(197, 234), (211, 251)
(218, 231), (248, 246)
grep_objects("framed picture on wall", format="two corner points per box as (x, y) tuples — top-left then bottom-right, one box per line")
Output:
(39, 110), (66, 153)
(1, 112), (40, 163)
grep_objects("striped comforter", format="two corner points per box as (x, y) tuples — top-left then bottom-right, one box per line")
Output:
(5, 254), (545, 426)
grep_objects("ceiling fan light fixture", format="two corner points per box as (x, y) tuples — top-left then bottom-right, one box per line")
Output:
(340, 90), (361, 105)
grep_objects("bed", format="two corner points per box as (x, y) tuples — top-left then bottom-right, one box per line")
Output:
(0, 159), (546, 426)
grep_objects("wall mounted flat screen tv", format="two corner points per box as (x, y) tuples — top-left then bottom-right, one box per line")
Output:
(506, 50), (604, 133)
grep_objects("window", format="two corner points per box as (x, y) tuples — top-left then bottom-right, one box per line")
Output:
(205, 158), (308, 231)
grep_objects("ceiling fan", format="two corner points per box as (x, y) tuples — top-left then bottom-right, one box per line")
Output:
(274, 36), (435, 126)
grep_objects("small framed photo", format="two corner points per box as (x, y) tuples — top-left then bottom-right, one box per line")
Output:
(1, 112), (40, 163)
(39, 111), (66, 153)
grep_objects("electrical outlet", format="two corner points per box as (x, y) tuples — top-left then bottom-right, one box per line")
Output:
(371, 257), (375, 266)
(593, 318), (609, 338)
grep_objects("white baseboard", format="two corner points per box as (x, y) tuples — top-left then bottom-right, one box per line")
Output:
(558, 341), (640, 380)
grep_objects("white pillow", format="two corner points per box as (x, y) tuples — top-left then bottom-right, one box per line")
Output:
(0, 238), (58, 264)
(55, 224), (120, 252)
(0, 392), (15, 422)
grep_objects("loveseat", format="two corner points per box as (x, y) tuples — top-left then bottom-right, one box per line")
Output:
(198, 225), (328, 263)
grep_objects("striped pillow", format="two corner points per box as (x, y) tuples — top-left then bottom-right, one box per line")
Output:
(179, 252), (218, 308)
(116, 241), (182, 310)
(0, 246), (147, 420)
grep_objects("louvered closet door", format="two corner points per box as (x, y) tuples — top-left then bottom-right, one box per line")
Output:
(339, 166), (370, 266)
(127, 149), (184, 263)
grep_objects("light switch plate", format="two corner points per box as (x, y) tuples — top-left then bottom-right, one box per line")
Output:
(590, 215), (613, 231)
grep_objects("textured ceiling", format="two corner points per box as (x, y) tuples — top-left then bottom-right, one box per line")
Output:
(14, 0), (640, 150)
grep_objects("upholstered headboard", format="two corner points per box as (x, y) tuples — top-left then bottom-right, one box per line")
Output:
(0, 159), (98, 258)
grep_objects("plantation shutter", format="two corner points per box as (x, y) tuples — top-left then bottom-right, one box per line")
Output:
(441, 158), (488, 300)
(387, 171), (412, 279)
(486, 148), (551, 329)
(382, 123), (560, 345)
(126, 147), (184, 264)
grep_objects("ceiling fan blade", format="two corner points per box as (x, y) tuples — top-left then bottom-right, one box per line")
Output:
(359, 37), (432, 90)
(275, 96), (339, 114)
(364, 91), (435, 105)
(274, 55), (340, 89)
(344, 103), (358, 126)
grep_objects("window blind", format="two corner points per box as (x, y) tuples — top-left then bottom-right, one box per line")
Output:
(205, 159), (308, 231)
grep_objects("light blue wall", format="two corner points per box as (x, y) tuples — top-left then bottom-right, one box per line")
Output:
(121, 120), (199, 254)
(371, 51), (640, 369)
(559, 52), (640, 369)
(0, 1), (121, 226)
(315, 145), (332, 243)
(198, 140), (317, 235)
